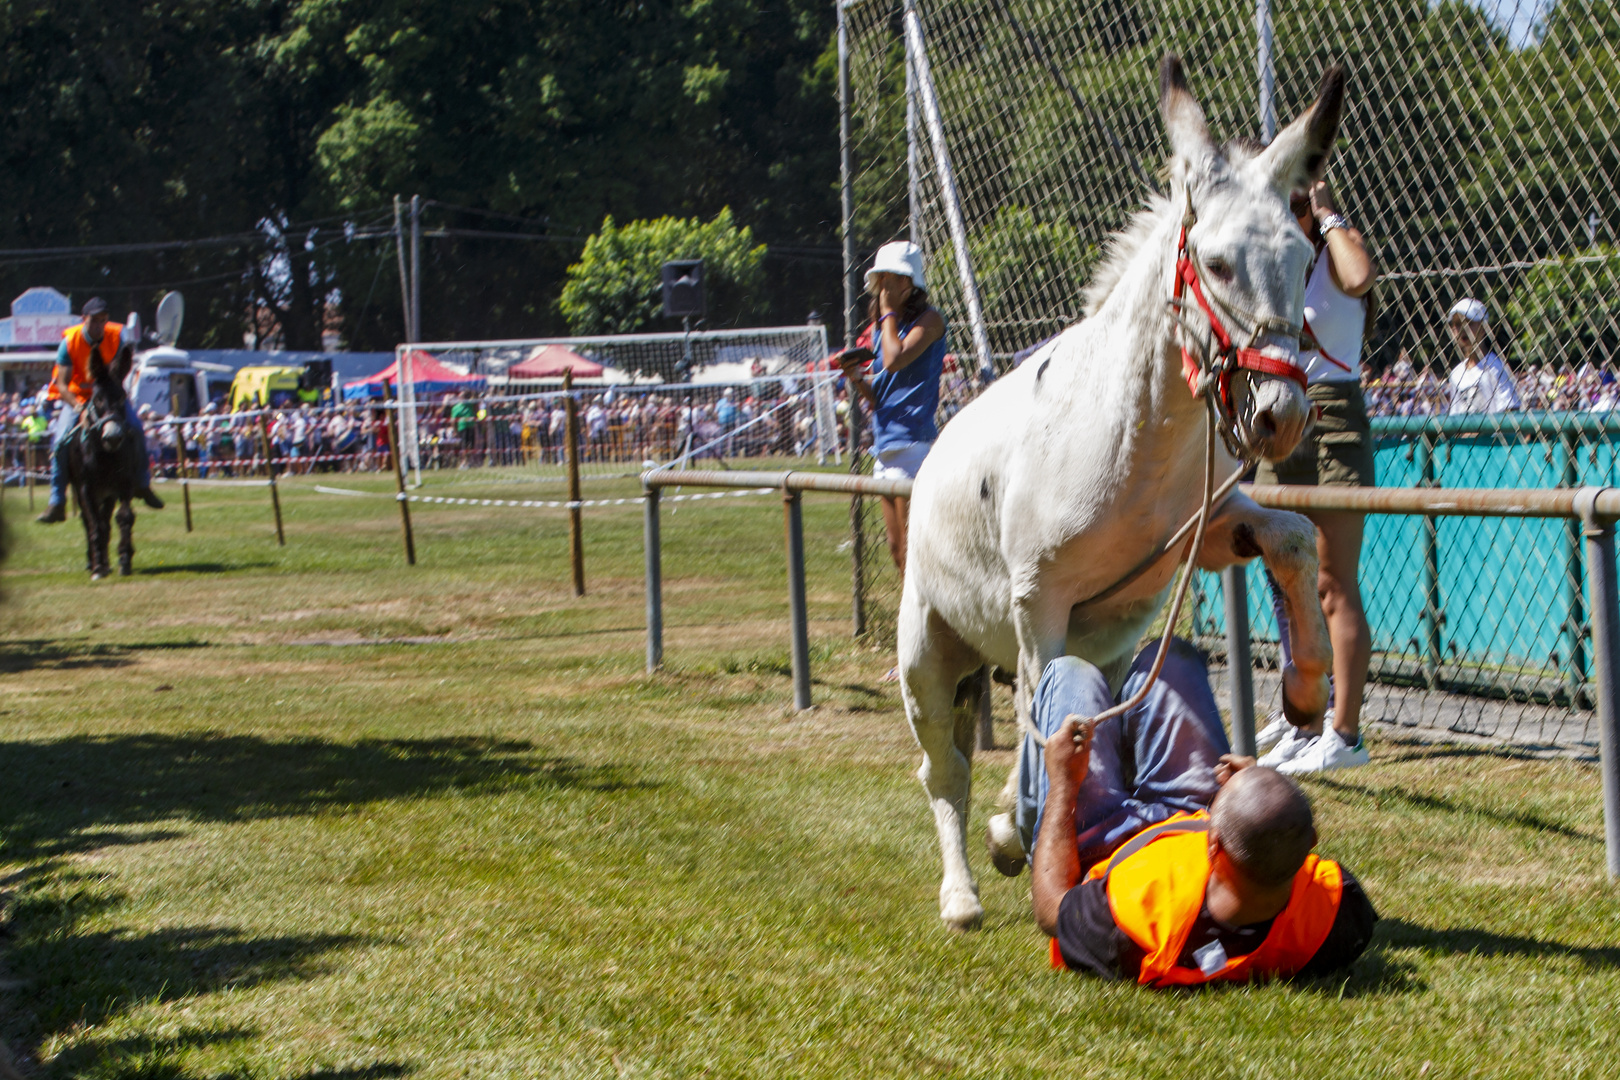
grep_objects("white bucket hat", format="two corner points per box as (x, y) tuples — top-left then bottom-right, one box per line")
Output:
(865, 240), (926, 291)
(1448, 298), (1488, 324)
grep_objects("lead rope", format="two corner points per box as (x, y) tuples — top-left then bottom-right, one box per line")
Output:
(1023, 393), (1222, 749)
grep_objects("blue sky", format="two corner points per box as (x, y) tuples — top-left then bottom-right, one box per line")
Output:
(1472, 0), (1554, 47)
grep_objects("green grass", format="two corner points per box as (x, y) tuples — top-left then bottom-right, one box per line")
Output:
(2, 467), (1618, 1079)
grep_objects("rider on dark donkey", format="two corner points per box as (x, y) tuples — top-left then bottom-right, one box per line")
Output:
(36, 298), (162, 524)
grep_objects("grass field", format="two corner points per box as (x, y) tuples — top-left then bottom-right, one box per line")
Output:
(2, 467), (1618, 1079)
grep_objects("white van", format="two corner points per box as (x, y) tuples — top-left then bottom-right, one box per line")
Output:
(124, 345), (234, 417)
(116, 291), (233, 417)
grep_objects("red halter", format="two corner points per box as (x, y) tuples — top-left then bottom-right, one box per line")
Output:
(1173, 222), (1309, 413)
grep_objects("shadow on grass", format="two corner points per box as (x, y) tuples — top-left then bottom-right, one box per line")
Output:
(5, 873), (420, 1079)
(0, 639), (211, 674)
(1, 733), (656, 861)
(1309, 773), (1596, 843)
(1296, 915), (1620, 998)
(135, 562), (274, 576)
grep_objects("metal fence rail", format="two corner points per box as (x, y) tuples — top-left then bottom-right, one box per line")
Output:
(641, 467), (1620, 877)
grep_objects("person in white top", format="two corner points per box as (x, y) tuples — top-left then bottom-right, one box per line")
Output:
(1445, 299), (1520, 414)
(1253, 178), (1377, 775)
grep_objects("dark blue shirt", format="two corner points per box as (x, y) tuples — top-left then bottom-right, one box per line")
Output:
(870, 315), (947, 452)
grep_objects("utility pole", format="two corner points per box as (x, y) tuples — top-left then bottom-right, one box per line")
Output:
(394, 196), (413, 341)
(409, 194), (422, 344)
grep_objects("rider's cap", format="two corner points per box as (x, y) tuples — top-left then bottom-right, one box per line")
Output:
(1447, 298), (1488, 324)
(81, 297), (108, 316)
(865, 241), (926, 291)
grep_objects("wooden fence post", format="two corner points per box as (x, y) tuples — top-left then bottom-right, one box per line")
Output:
(564, 370), (585, 596)
(386, 407), (417, 565)
(258, 414), (285, 546)
(171, 402), (193, 533)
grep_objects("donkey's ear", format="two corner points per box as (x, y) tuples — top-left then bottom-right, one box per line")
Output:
(1255, 64), (1346, 193)
(1159, 54), (1216, 182)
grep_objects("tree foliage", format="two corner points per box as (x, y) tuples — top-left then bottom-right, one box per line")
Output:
(0, 0), (839, 351)
(557, 209), (768, 336)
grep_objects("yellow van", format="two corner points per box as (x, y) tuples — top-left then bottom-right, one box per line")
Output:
(230, 366), (307, 410)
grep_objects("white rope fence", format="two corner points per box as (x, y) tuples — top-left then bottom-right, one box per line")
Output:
(313, 484), (777, 510)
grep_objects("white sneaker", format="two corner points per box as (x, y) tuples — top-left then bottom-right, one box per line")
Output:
(1254, 712), (1293, 754)
(1258, 724), (1315, 768)
(1276, 727), (1370, 775)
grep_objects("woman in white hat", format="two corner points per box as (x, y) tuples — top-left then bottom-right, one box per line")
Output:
(837, 240), (947, 575)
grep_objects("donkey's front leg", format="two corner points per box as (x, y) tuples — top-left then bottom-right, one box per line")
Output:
(116, 499), (136, 576)
(1198, 491), (1331, 723)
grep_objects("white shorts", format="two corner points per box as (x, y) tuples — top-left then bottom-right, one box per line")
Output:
(873, 440), (932, 482)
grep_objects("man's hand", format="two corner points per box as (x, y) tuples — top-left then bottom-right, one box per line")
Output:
(1215, 753), (1257, 787)
(1032, 714), (1096, 936)
(1044, 715), (1096, 795)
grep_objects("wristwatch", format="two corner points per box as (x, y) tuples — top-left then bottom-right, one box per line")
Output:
(1318, 212), (1351, 235)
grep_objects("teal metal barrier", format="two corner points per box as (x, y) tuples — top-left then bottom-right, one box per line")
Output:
(1193, 410), (1620, 710)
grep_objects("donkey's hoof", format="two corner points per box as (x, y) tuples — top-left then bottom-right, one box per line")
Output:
(119, 564), (133, 577)
(90, 571), (108, 582)
(940, 887), (984, 931)
(986, 812), (1026, 877)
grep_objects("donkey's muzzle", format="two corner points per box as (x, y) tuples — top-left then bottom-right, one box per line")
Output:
(100, 420), (125, 449)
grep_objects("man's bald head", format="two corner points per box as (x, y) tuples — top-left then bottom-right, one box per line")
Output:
(1211, 767), (1316, 887)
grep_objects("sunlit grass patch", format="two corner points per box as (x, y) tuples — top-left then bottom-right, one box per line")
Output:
(0, 469), (1617, 1078)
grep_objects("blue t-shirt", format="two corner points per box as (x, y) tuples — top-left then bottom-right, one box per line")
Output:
(870, 316), (947, 452)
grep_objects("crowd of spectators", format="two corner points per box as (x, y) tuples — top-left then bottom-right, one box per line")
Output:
(1360, 353), (1620, 417)
(7, 295), (1614, 486)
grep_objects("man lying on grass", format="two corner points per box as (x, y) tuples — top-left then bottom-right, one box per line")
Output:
(1021, 641), (1377, 986)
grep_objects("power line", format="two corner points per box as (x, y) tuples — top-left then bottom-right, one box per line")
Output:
(0, 206), (392, 266)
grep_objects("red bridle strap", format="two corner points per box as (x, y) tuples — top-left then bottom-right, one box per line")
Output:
(1174, 225), (1309, 402)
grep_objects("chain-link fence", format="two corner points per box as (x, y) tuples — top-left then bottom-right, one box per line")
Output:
(838, 0), (1620, 752)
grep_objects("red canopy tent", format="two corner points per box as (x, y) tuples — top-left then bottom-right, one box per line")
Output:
(508, 345), (603, 379)
(343, 350), (486, 399)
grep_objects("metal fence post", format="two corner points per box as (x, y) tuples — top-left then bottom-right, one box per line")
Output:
(1419, 434), (1442, 687)
(785, 484), (813, 710)
(1576, 487), (1620, 879)
(645, 486), (663, 672)
(1223, 563), (1256, 755)
(1562, 429), (1588, 704)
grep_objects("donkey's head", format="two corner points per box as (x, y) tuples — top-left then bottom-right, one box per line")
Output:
(85, 343), (132, 453)
(1160, 54), (1345, 462)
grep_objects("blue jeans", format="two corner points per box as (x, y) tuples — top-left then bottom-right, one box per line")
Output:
(49, 401), (152, 506)
(1017, 640), (1231, 871)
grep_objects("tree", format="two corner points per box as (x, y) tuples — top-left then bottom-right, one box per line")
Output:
(1504, 247), (1620, 370)
(557, 209), (767, 341)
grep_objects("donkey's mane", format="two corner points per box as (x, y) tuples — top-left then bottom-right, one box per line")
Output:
(1081, 194), (1170, 318)
(1083, 139), (1266, 319)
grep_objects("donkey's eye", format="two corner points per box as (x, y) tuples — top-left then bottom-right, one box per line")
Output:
(1204, 257), (1234, 282)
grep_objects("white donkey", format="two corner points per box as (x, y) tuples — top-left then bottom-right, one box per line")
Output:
(898, 55), (1343, 930)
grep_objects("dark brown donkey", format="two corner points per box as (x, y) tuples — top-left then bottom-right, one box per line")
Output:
(65, 342), (143, 579)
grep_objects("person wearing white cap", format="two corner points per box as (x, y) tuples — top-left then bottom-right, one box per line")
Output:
(836, 239), (947, 577)
(1445, 299), (1520, 414)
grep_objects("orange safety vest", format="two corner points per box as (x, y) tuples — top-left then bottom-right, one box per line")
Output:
(48, 322), (124, 404)
(1048, 810), (1344, 987)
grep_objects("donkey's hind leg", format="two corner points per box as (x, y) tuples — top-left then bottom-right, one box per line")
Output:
(116, 499), (136, 576)
(898, 596), (986, 930)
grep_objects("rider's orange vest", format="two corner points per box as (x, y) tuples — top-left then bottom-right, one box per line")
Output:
(1049, 810), (1344, 987)
(48, 322), (123, 404)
